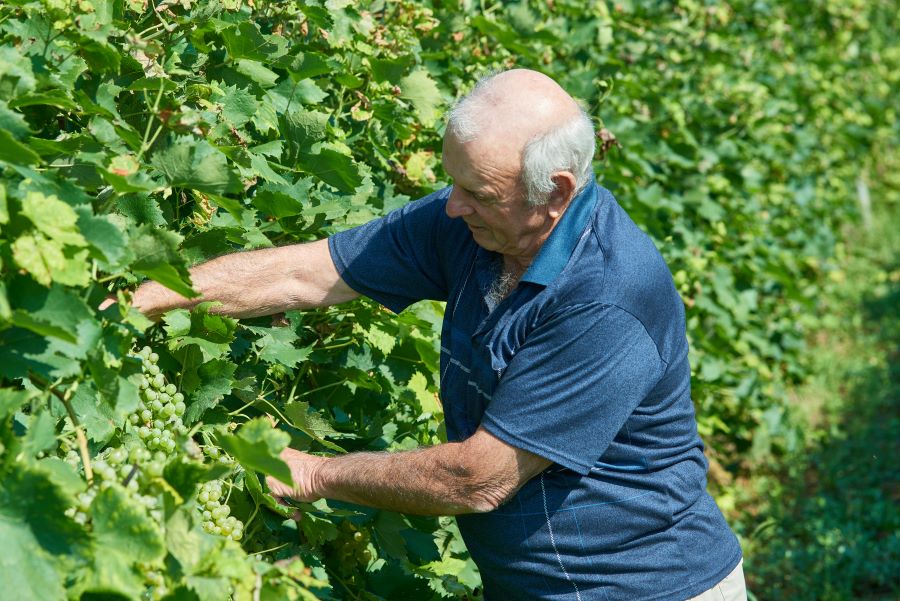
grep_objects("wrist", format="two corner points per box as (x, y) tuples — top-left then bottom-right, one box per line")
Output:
(307, 455), (330, 500)
(132, 280), (192, 319)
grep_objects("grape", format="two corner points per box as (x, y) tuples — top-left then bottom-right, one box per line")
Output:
(195, 479), (244, 542)
(327, 521), (373, 577)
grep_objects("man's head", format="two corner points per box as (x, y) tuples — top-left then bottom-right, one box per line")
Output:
(441, 69), (596, 262)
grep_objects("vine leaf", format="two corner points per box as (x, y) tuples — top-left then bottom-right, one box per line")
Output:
(0, 129), (40, 165)
(283, 400), (346, 453)
(182, 358), (237, 425)
(91, 486), (165, 562)
(218, 417), (292, 484)
(130, 225), (198, 299)
(84, 486), (165, 597)
(399, 70), (443, 127)
(244, 325), (312, 368)
(151, 138), (241, 195)
(0, 388), (32, 420)
(296, 147), (362, 193)
(0, 467), (83, 601)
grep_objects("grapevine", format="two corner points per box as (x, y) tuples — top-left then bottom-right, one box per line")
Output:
(0, 0), (895, 599)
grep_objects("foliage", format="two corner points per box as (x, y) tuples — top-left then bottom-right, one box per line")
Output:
(0, 0), (896, 599)
(737, 198), (899, 600)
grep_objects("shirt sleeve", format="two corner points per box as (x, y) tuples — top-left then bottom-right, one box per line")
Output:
(480, 303), (666, 475)
(328, 188), (458, 313)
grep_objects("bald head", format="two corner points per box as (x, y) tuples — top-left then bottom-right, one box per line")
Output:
(446, 69), (596, 206)
(448, 69), (581, 146)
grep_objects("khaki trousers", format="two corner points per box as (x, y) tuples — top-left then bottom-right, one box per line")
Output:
(686, 559), (747, 601)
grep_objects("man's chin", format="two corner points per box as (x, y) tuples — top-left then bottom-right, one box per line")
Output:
(469, 229), (501, 252)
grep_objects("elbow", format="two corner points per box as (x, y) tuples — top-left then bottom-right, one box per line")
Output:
(467, 485), (513, 513)
(454, 469), (519, 514)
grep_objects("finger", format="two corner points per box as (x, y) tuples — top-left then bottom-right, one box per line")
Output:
(275, 498), (303, 521)
(98, 297), (117, 311)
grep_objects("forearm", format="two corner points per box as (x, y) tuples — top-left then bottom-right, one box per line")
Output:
(311, 444), (505, 516)
(132, 239), (357, 319)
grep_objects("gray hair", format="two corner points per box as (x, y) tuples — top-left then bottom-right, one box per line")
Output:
(446, 72), (597, 206)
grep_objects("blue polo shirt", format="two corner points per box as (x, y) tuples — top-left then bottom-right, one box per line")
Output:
(328, 183), (742, 600)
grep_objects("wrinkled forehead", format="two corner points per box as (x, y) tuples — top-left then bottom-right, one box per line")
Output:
(442, 129), (524, 181)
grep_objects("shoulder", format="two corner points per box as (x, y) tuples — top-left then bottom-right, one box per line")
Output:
(550, 185), (685, 352)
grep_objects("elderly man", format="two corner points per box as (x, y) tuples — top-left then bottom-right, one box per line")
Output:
(131, 70), (746, 600)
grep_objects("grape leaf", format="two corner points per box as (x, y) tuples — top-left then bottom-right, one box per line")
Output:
(221, 85), (258, 126)
(75, 207), (132, 270)
(283, 400), (346, 452)
(151, 138), (240, 195)
(0, 182), (7, 223)
(218, 417), (292, 484)
(221, 22), (286, 62)
(183, 358), (237, 425)
(115, 194), (167, 225)
(0, 100), (30, 139)
(91, 486), (165, 562)
(83, 487), (165, 598)
(407, 371), (441, 416)
(279, 109), (328, 164)
(129, 224), (199, 299)
(399, 70), (443, 127)
(244, 325), (312, 368)
(287, 52), (331, 80)
(0, 129), (40, 165)
(164, 459), (231, 501)
(19, 191), (87, 246)
(70, 382), (116, 444)
(0, 388), (33, 420)
(7, 280), (94, 344)
(0, 467), (83, 601)
(234, 59), (279, 88)
(168, 303), (238, 362)
(296, 148), (362, 193)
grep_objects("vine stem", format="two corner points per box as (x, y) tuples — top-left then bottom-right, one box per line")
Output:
(29, 373), (92, 483)
(136, 80), (166, 163)
(252, 571), (262, 601)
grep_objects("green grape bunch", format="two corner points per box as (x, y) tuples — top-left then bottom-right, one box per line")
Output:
(131, 346), (187, 455)
(197, 479), (244, 542)
(63, 443), (161, 525)
(327, 521), (373, 582)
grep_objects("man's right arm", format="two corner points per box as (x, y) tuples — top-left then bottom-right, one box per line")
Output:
(130, 238), (359, 319)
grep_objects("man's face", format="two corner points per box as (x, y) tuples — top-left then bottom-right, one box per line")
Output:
(441, 133), (552, 259)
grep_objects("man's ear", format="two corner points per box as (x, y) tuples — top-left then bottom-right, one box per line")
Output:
(546, 171), (577, 218)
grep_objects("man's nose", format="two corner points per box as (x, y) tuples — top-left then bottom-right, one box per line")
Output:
(445, 187), (474, 218)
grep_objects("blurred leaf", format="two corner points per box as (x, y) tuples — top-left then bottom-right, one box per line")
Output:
(399, 70), (443, 127)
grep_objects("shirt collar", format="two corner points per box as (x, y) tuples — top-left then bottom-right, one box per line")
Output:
(520, 183), (599, 286)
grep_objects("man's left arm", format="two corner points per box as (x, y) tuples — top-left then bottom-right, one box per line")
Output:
(266, 426), (552, 515)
